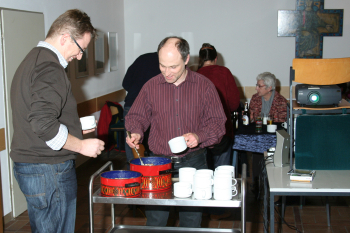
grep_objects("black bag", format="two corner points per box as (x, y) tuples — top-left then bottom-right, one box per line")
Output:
(208, 135), (232, 155)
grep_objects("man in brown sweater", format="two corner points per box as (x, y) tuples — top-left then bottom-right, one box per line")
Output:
(10, 9), (104, 232)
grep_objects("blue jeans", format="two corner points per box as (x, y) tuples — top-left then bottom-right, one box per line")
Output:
(145, 149), (208, 227)
(14, 160), (77, 233)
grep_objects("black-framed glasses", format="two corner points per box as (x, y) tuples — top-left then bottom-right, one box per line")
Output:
(70, 35), (84, 54)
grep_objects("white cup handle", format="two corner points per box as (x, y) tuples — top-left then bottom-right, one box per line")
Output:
(188, 188), (192, 196)
(232, 178), (237, 186)
(232, 189), (238, 197)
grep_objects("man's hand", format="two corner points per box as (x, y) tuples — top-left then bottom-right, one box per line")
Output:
(79, 138), (105, 158)
(82, 120), (97, 134)
(183, 133), (199, 148)
(126, 133), (141, 149)
(82, 128), (95, 134)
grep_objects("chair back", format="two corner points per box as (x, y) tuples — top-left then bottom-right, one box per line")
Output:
(293, 58), (350, 85)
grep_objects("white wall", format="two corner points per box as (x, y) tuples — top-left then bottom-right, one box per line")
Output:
(1, 0), (125, 103)
(0, 0), (125, 216)
(124, 0), (350, 87)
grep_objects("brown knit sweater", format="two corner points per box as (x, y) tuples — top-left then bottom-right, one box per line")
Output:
(10, 47), (82, 164)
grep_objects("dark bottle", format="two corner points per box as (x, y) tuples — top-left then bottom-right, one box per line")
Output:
(232, 112), (238, 130)
(242, 102), (249, 126)
(255, 113), (263, 133)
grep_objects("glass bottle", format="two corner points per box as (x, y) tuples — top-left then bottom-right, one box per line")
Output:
(255, 113), (263, 133)
(242, 102), (249, 126)
(234, 112), (239, 129)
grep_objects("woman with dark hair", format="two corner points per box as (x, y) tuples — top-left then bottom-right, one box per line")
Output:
(197, 43), (240, 220)
(197, 43), (240, 169)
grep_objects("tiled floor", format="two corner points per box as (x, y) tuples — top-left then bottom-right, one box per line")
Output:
(3, 150), (350, 233)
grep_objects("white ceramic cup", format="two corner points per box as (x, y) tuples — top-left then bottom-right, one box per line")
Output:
(80, 116), (96, 130)
(193, 172), (213, 189)
(267, 124), (277, 133)
(214, 169), (232, 178)
(214, 174), (237, 188)
(174, 182), (192, 198)
(281, 122), (288, 129)
(193, 185), (212, 200)
(179, 167), (196, 185)
(196, 169), (214, 177)
(214, 186), (238, 200)
(215, 165), (235, 178)
(168, 136), (187, 153)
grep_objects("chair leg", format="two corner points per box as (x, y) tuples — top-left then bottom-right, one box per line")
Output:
(326, 196), (330, 226)
(300, 196), (305, 209)
(282, 196), (286, 219)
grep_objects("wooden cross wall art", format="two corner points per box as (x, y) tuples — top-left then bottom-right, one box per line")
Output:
(278, 0), (343, 58)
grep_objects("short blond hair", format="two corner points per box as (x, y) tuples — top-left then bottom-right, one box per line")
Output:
(46, 9), (96, 40)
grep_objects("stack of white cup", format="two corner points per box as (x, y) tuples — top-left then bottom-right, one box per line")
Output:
(174, 167), (197, 198)
(193, 169), (214, 200)
(213, 165), (238, 200)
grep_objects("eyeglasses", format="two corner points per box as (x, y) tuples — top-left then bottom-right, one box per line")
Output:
(70, 35), (84, 54)
(256, 84), (266, 88)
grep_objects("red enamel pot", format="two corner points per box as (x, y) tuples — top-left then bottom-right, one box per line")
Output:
(100, 170), (142, 197)
(130, 157), (172, 176)
(130, 157), (173, 192)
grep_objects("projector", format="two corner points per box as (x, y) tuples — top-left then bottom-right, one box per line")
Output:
(295, 84), (342, 106)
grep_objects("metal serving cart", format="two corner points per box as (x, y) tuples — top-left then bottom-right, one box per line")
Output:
(89, 162), (246, 233)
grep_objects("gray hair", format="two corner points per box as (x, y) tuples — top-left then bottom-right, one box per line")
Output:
(157, 36), (190, 62)
(256, 72), (276, 90)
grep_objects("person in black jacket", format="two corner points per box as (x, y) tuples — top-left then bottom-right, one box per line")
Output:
(122, 52), (160, 164)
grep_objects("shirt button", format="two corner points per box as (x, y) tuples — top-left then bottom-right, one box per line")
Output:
(176, 114), (178, 116)
(178, 128), (180, 130)
(176, 99), (178, 101)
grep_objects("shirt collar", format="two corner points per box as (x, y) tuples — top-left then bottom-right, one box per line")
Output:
(158, 67), (196, 85)
(37, 41), (68, 68)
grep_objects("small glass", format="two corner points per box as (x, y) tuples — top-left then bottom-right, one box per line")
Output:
(267, 114), (273, 125)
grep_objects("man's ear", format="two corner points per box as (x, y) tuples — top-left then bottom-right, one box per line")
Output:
(184, 54), (190, 65)
(60, 33), (70, 46)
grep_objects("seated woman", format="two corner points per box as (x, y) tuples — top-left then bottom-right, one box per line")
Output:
(197, 43), (240, 169)
(249, 72), (287, 123)
(249, 72), (287, 196)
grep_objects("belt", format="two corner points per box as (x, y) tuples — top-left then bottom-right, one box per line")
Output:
(153, 148), (206, 163)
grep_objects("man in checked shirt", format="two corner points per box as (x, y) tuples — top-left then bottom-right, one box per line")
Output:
(125, 36), (226, 227)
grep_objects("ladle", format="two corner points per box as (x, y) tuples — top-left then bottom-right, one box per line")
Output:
(126, 131), (144, 165)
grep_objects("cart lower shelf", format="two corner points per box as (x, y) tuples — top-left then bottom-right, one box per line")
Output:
(108, 225), (241, 233)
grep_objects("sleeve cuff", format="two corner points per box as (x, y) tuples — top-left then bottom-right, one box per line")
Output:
(45, 124), (68, 150)
(194, 130), (206, 144)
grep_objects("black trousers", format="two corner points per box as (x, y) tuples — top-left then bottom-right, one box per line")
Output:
(145, 149), (208, 227)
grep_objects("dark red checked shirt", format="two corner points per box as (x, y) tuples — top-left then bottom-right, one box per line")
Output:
(125, 69), (227, 157)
